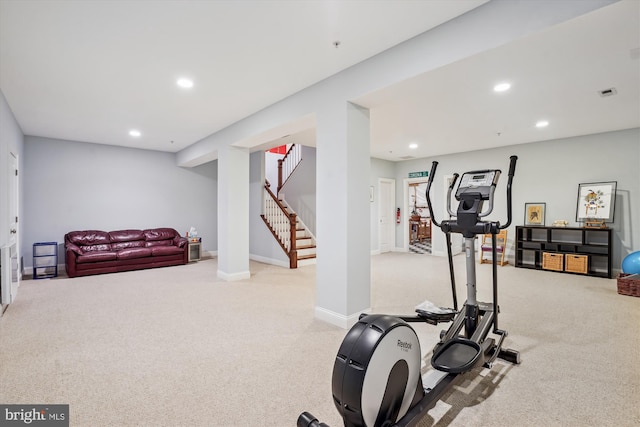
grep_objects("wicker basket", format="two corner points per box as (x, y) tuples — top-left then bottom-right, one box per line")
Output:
(542, 252), (564, 271)
(565, 254), (588, 274)
(617, 273), (640, 297)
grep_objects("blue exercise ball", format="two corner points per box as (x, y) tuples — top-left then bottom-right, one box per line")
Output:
(622, 251), (640, 275)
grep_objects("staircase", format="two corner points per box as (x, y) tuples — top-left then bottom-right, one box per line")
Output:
(261, 182), (316, 268)
(261, 143), (316, 268)
(280, 197), (317, 265)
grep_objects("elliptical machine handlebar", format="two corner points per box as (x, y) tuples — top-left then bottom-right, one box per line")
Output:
(425, 161), (444, 228)
(425, 156), (518, 232)
(499, 155), (518, 230)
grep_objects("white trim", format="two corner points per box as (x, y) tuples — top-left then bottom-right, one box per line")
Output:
(249, 254), (289, 268)
(371, 249), (381, 256)
(217, 269), (251, 281)
(315, 306), (371, 329)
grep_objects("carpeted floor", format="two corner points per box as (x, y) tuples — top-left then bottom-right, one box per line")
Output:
(0, 253), (638, 427)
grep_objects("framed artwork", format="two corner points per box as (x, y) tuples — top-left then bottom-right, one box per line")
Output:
(575, 181), (617, 222)
(524, 203), (546, 226)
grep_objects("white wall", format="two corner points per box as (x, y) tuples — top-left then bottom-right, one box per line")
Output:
(0, 90), (24, 251)
(22, 136), (217, 270)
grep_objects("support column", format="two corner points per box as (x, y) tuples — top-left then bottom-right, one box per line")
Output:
(217, 145), (250, 281)
(315, 102), (371, 328)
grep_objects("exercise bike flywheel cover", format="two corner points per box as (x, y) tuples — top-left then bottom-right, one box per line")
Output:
(332, 314), (422, 427)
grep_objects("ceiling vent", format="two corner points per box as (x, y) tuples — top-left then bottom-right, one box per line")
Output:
(399, 155), (415, 160)
(598, 87), (617, 97)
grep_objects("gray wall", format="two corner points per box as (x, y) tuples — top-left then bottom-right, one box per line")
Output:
(23, 136), (217, 269)
(390, 128), (640, 269)
(279, 145), (317, 235)
(249, 151), (289, 266)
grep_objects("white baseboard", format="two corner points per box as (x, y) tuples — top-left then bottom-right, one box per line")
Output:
(371, 249), (381, 256)
(249, 254), (289, 268)
(314, 306), (371, 329)
(217, 269), (251, 281)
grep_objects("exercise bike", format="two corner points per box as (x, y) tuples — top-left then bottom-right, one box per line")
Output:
(298, 156), (521, 427)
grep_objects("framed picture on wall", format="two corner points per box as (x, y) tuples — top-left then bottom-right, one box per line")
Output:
(524, 202), (546, 226)
(575, 181), (617, 222)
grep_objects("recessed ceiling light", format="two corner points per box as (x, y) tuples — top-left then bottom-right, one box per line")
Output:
(177, 78), (194, 89)
(129, 129), (141, 137)
(409, 143), (418, 149)
(535, 120), (549, 128)
(494, 82), (511, 92)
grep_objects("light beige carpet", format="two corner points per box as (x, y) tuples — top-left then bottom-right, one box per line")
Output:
(0, 253), (638, 426)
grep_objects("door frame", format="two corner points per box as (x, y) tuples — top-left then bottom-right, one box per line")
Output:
(402, 177), (430, 253)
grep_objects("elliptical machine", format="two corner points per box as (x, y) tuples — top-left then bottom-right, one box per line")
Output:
(298, 156), (520, 427)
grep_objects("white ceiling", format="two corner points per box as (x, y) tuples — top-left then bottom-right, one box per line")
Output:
(358, 0), (640, 161)
(0, 0), (486, 153)
(0, 1), (638, 162)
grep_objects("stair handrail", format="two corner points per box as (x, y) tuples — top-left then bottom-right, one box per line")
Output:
(262, 181), (298, 268)
(277, 143), (302, 194)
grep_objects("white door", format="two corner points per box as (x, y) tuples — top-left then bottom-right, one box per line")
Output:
(2, 153), (19, 309)
(378, 178), (395, 253)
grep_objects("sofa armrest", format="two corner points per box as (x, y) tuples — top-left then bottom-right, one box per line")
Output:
(65, 244), (82, 278)
(174, 236), (188, 248)
(66, 243), (84, 256)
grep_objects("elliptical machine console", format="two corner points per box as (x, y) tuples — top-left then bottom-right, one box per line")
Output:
(298, 156), (520, 427)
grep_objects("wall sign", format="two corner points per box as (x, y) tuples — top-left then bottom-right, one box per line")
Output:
(408, 171), (428, 178)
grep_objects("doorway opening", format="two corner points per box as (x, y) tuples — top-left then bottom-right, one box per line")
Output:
(406, 180), (431, 254)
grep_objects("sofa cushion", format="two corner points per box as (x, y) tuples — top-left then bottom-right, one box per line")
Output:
(77, 251), (117, 263)
(80, 244), (112, 252)
(110, 229), (145, 242)
(112, 240), (146, 251)
(144, 228), (178, 241)
(151, 246), (184, 256)
(145, 240), (171, 247)
(117, 247), (152, 260)
(67, 230), (110, 246)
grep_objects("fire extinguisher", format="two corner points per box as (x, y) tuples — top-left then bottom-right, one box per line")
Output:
(396, 208), (401, 224)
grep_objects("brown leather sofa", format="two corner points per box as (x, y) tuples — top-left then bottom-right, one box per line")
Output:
(65, 228), (188, 278)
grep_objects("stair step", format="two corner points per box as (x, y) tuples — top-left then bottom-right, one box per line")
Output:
(297, 244), (316, 249)
(298, 254), (317, 260)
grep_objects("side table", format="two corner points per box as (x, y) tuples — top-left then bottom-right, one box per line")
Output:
(187, 239), (202, 262)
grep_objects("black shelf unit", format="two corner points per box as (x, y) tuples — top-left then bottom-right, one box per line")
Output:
(33, 242), (58, 279)
(515, 226), (612, 278)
